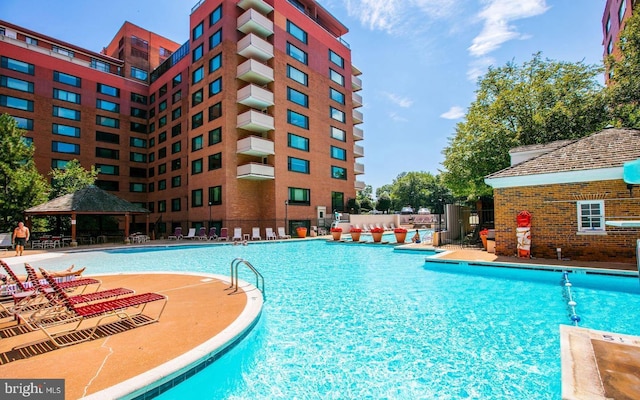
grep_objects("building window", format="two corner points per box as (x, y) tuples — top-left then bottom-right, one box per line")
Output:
(330, 88), (345, 104)
(192, 135), (203, 151)
(193, 21), (204, 40)
(91, 59), (110, 73)
(331, 146), (347, 160)
(96, 180), (119, 191)
(172, 72), (182, 88)
(332, 192), (344, 212)
(159, 115), (167, 128)
(53, 123), (80, 138)
(171, 158), (181, 171)
(52, 159), (70, 169)
(97, 83), (119, 97)
(130, 137), (147, 148)
(171, 123), (182, 137)
(131, 107), (147, 118)
(171, 175), (181, 188)
(52, 45), (74, 57)
(192, 189), (204, 207)
(96, 131), (120, 144)
(192, 66), (204, 84)
(130, 152), (147, 163)
(192, 112), (203, 129)
(192, 158), (203, 174)
(287, 87), (308, 107)
(13, 116), (33, 130)
(208, 102), (222, 121)
(330, 107), (345, 123)
(96, 115), (119, 128)
(52, 141), (80, 154)
(209, 29), (222, 50)
(172, 107), (182, 121)
(209, 78), (222, 97)
(331, 166), (347, 180)
(172, 90), (182, 104)
(130, 167), (147, 178)
(158, 147), (167, 159)
(209, 53), (222, 73)
(208, 185), (222, 205)
(329, 69), (344, 86)
(329, 50), (344, 68)
(171, 141), (181, 154)
(159, 84), (167, 97)
(287, 64), (308, 86)
(288, 187), (310, 205)
(1, 57), (34, 75)
(619, 1), (627, 23)
(607, 38), (613, 55)
(192, 89), (204, 106)
(96, 164), (119, 175)
(54, 71), (82, 87)
(158, 99), (167, 112)
(131, 92), (147, 104)
(287, 110), (309, 129)
(577, 200), (605, 232)
(53, 106), (80, 120)
(158, 200), (166, 212)
(288, 133), (309, 151)
(171, 198), (181, 212)
(96, 99), (119, 112)
(287, 42), (308, 64)
(158, 163), (166, 174)
(131, 66), (148, 81)
(148, 122), (156, 133)
(159, 131), (167, 143)
(210, 5), (222, 26)
(25, 36), (38, 46)
(1, 76), (34, 93)
(208, 153), (222, 170)
(192, 44), (204, 62)
(158, 179), (167, 190)
(130, 183), (146, 193)
(288, 157), (310, 174)
(606, 14), (611, 34)
(53, 88), (81, 104)
(331, 126), (346, 141)
(208, 128), (221, 145)
(287, 20), (307, 43)
(0, 95), (33, 111)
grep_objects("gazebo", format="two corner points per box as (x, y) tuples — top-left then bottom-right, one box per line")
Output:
(24, 185), (150, 244)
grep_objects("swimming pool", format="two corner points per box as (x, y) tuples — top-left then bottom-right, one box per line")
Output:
(34, 241), (640, 399)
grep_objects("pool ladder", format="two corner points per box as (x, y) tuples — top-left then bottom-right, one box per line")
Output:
(228, 258), (265, 300)
(560, 271), (580, 325)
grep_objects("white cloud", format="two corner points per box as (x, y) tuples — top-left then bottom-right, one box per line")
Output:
(388, 112), (408, 122)
(382, 92), (413, 108)
(440, 106), (465, 120)
(467, 57), (495, 82)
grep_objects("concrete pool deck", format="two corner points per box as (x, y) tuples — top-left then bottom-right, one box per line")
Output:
(0, 239), (638, 399)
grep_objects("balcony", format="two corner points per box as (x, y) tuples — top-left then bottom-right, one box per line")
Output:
(237, 135), (275, 156)
(353, 126), (364, 141)
(237, 0), (274, 15)
(238, 33), (273, 62)
(354, 144), (364, 158)
(352, 75), (362, 91)
(353, 109), (364, 124)
(237, 84), (274, 109)
(354, 162), (365, 175)
(355, 180), (366, 190)
(237, 9), (274, 38)
(237, 162), (275, 180)
(352, 92), (363, 108)
(237, 109), (275, 132)
(237, 59), (274, 85)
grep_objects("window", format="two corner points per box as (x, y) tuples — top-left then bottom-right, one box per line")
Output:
(288, 157), (310, 174)
(159, 131), (167, 143)
(131, 107), (147, 118)
(209, 29), (222, 49)
(148, 122), (155, 133)
(130, 183), (146, 193)
(331, 126), (346, 141)
(287, 65), (308, 86)
(330, 88), (345, 104)
(150, 93), (156, 104)
(330, 107), (345, 123)
(619, 1), (627, 23)
(209, 128), (221, 145)
(192, 135), (203, 151)
(331, 146), (347, 161)
(158, 200), (166, 212)
(53, 88), (81, 104)
(172, 107), (182, 120)
(173, 73), (182, 87)
(158, 163), (167, 174)
(192, 89), (204, 106)
(192, 189), (204, 207)
(192, 44), (204, 62)
(172, 123), (182, 137)
(149, 152), (155, 162)
(96, 164), (119, 175)
(158, 147), (167, 159)
(192, 158), (203, 174)
(208, 185), (222, 205)
(607, 39), (613, 55)
(208, 153), (222, 170)
(1, 57), (34, 75)
(159, 84), (168, 97)
(287, 20), (307, 43)
(96, 131), (120, 144)
(96, 99), (119, 112)
(288, 110), (309, 129)
(91, 59), (109, 73)
(329, 69), (344, 86)
(193, 21), (204, 40)
(329, 50), (344, 68)
(96, 180), (119, 191)
(287, 42), (307, 64)
(26, 36), (38, 46)
(1, 76), (34, 93)
(97, 83), (119, 97)
(130, 167), (147, 178)
(171, 198), (181, 212)
(150, 108), (156, 118)
(209, 77), (222, 96)
(288, 133), (309, 151)
(130, 137), (147, 148)
(192, 66), (204, 84)
(52, 141), (79, 154)
(96, 115), (119, 128)
(287, 87), (308, 107)
(131, 66), (148, 81)
(159, 115), (167, 128)
(172, 90), (182, 104)
(577, 200), (605, 232)
(332, 192), (344, 212)
(288, 187), (310, 205)
(130, 152), (147, 163)
(52, 45), (74, 57)
(13, 116), (33, 130)
(158, 100), (167, 112)
(52, 159), (70, 169)
(53, 106), (80, 120)
(208, 102), (222, 121)
(0, 95), (33, 111)
(171, 176), (181, 188)
(148, 166), (155, 177)
(192, 112), (203, 129)
(131, 92), (147, 104)
(158, 179), (167, 190)
(606, 14), (611, 34)
(210, 5), (222, 26)
(209, 53), (222, 73)
(171, 158), (181, 171)
(53, 123), (80, 138)
(171, 141), (181, 154)
(331, 166), (347, 180)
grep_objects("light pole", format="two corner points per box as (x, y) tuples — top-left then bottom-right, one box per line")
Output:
(284, 200), (289, 235)
(208, 202), (212, 229)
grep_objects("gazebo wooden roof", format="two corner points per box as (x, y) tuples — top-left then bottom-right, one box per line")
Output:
(24, 185), (149, 241)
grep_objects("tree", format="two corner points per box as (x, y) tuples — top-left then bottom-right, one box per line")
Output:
(388, 171), (439, 211)
(375, 191), (391, 213)
(0, 113), (49, 231)
(607, 10), (640, 128)
(442, 53), (608, 200)
(49, 159), (98, 198)
(357, 185), (374, 212)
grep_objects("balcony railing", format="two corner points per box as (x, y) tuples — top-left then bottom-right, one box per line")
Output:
(353, 109), (363, 124)
(237, 109), (275, 132)
(237, 59), (274, 85)
(355, 180), (366, 190)
(237, 84), (274, 109)
(352, 92), (363, 108)
(238, 8), (274, 38)
(352, 75), (362, 91)
(237, 135), (275, 156)
(237, 33), (274, 62)
(237, 162), (275, 180)
(353, 126), (364, 141)
(237, 0), (274, 14)
(354, 144), (364, 158)
(354, 162), (365, 175)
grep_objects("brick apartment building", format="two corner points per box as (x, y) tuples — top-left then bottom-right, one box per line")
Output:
(602, 0), (637, 82)
(0, 0), (365, 237)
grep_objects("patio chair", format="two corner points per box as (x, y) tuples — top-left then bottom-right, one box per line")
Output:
(168, 227), (183, 240)
(251, 227), (262, 241)
(184, 228), (197, 240)
(218, 228), (229, 241)
(0, 233), (12, 252)
(207, 227), (218, 241)
(265, 227), (277, 240)
(232, 228), (243, 242)
(277, 227), (291, 239)
(389, 223), (397, 230)
(196, 227), (208, 240)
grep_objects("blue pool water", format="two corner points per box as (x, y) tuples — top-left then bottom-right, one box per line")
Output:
(34, 241), (640, 399)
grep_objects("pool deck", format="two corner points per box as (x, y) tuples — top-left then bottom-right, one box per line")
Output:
(0, 238), (638, 399)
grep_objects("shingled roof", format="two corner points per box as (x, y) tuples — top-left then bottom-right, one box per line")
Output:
(486, 128), (640, 180)
(25, 185), (149, 215)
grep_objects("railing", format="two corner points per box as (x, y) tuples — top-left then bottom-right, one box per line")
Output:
(228, 258), (265, 300)
(561, 271), (580, 326)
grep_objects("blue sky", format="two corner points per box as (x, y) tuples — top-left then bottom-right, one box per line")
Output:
(2, 0), (606, 192)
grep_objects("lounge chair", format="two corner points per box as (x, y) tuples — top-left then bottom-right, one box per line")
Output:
(389, 223), (397, 230)
(184, 228), (197, 240)
(251, 227), (262, 241)
(218, 228), (229, 241)
(196, 227), (208, 240)
(382, 223), (391, 231)
(0, 259), (101, 296)
(232, 228), (243, 242)
(208, 227), (218, 240)
(265, 227), (277, 240)
(277, 227), (291, 239)
(168, 227), (183, 240)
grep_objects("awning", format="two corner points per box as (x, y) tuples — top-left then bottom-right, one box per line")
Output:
(623, 158), (640, 184)
(605, 220), (640, 227)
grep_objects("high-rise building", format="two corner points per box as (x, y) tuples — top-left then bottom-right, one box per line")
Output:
(602, 0), (637, 83)
(0, 0), (364, 236)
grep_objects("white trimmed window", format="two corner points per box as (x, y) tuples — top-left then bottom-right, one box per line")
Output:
(577, 200), (605, 232)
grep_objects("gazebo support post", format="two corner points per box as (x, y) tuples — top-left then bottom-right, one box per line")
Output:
(71, 212), (78, 247)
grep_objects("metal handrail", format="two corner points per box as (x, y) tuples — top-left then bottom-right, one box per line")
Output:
(229, 258), (265, 300)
